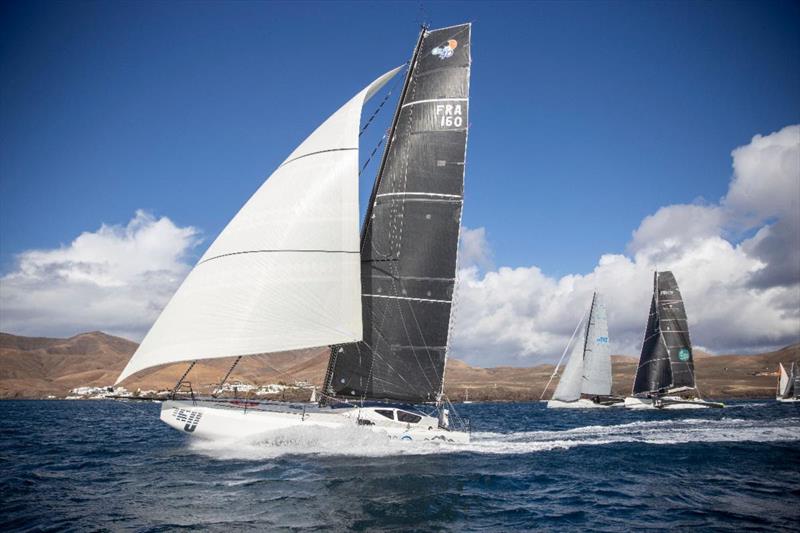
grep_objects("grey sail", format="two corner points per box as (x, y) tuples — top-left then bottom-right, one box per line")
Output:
(632, 271), (695, 395)
(552, 321), (587, 402)
(784, 362), (799, 399)
(581, 293), (612, 396)
(323, 24), (471, 403)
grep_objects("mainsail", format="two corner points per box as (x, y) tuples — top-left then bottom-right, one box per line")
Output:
(778, 362), (798, 399)
(632, 271), (695, 396)
(552, 292), (612, 402)
(581, 293), (612, 396)
(115, 66), (402, 385)
(323, 24), (472, 403)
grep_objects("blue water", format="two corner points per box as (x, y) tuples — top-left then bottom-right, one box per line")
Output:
(1, 400), (799, 531)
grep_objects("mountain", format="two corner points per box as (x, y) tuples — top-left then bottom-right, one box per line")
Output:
(0, 331), (797, 399)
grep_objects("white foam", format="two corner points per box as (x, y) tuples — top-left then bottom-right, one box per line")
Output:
(187, 416), (800, 460)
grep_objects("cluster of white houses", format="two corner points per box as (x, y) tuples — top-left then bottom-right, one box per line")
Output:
(63, 380), (316, 400)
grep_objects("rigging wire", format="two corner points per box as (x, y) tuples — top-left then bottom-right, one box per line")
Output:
(539, 307), (590, 401)
(212, 355), (242, 397)
(359, 64), (407, 137)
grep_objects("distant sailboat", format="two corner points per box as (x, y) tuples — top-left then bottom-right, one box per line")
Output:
(776, 362), (799, 402)
(546, 293), (623, 408)
(624, 271), (723, 409)
(462, 388), (473, 404)
(115, 23), (473, 443)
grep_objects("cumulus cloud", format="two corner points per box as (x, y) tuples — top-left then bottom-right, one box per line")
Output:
(0, 210), (200, 340)
(2, 127), (797, 368)
(450, 125), (800, 366)
(458, 226), (493, 271)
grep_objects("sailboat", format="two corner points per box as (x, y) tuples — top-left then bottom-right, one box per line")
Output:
(462, 389), (473, 404)
(624, 271), (724, 409)
(546, 293), (622, 408)
(776, 362), (799, 402)
(115, 23), (473, 443)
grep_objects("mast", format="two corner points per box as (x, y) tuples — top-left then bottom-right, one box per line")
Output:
(360, 26), (427, 242)
(323, 27), (427, 396)
(582, 292), (596, 360)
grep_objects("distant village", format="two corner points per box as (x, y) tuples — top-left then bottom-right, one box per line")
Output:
(62, 380), (318, 401)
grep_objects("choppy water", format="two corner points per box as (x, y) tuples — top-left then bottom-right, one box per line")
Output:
(1, 400), (799, 531)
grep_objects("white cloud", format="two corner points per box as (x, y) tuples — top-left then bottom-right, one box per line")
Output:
(2, 127), (798, 368)
(458, 226), (493, 271)
(450, 125), (800, 366)
(0, 210), (200, 340)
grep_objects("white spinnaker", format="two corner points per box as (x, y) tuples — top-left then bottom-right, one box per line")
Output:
(116, 66), (402, 385)
(581, 293), (612, 396)
(552, 321), (586, 402)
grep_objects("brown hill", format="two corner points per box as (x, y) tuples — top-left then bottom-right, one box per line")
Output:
(0, 331), (797, 400)
(0, 331), (328, 398)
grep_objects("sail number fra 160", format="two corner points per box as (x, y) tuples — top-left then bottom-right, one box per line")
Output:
(435, 103), (463, 128)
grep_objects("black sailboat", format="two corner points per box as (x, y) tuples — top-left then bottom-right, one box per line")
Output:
(625, 271), (723, 409)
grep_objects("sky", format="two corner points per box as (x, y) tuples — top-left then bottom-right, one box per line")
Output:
(1, 1), (799, 366)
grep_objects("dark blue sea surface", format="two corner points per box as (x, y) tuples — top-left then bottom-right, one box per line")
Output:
(1, 400), (799, 531)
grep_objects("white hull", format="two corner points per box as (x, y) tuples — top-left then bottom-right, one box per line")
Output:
(160, 400), (469, 444)
(546, 398), (622, 409)
(624, 396), (724, 410)
(776, 397), (800, 403)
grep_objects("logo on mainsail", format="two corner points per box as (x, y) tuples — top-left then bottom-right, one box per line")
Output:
(432, 39), (458, 59)
(678, 348), (691, 362)
(596, 336), (609, 344)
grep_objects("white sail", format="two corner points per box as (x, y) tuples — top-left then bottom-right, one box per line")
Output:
(552, 321), (587, 402)
(581, 293), (612, 396)
(116, 66), (402, 384)
(778, 363), (790, 396)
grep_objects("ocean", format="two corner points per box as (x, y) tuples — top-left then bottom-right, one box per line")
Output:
(1, 400), (798, 531)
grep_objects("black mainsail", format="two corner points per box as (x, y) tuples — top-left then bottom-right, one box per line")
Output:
(323, 23), (471, 403)
(632, 271), (696, 396)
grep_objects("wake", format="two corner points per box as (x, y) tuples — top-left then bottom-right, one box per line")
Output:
(188, 416), (800, 460)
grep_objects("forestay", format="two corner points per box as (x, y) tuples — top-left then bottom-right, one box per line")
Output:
(324, 24), (472, 403)
(116, 66), (402, 384)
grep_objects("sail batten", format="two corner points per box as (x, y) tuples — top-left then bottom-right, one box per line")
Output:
(325, 24), (472, 404)
(115, 66), (403, 385)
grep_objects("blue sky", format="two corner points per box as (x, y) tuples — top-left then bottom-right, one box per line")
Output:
(1, 1), (798, 361)
(3, 0), (797, 274)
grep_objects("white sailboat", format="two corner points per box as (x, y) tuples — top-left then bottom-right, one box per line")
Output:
(624, 271), (723, 409)
(462, 389), (473, 404)
(545, 293), (623, 408)
(776, 362), (799, 402)
(115, 23), (473, 443)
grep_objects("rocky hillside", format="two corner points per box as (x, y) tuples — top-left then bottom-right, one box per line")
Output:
(0, 331), (797, 400)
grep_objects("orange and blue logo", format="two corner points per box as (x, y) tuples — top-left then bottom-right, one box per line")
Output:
(432, 39), (458, 60)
